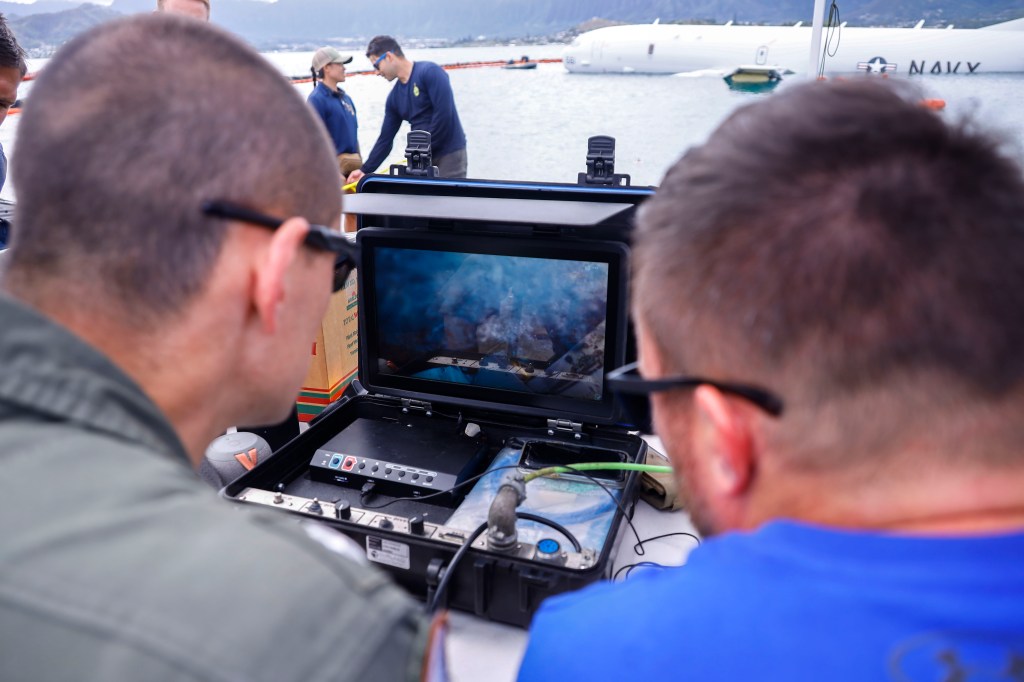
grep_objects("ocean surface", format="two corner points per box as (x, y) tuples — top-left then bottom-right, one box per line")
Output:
(3, 42), (1024, 201)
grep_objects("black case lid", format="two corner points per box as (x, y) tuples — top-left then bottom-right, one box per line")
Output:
(345, 176), (653, 426)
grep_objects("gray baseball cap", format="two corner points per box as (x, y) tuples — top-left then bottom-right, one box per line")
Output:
(312, 46), (353, 71)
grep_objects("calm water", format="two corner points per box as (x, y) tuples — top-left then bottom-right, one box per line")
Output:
(4, 43), (1024, 200)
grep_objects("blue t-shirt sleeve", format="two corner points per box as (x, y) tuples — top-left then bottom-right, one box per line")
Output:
(362, 92), (403, 173)
(422, 64), (457, 153)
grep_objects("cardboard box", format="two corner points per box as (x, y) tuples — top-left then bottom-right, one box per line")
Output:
(296, 270), (358, 422)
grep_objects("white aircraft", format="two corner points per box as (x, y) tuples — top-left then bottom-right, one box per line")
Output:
(562, 17), (1024, 76)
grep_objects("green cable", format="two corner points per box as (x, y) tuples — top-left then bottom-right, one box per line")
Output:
(523, 462), (673, 483)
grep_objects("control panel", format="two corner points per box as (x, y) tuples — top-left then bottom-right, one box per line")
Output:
(235, 486), (597, 571)
(309, 448), (458, 497)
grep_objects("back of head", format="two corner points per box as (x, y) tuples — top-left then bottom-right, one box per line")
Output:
(0, 12), (27, 76)
(634, 79), (1024, 466)
(366, 35), (403, 59)
(5, 14), (339, 326)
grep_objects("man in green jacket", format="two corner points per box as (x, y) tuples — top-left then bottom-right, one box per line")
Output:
(0, 15), (431, 681)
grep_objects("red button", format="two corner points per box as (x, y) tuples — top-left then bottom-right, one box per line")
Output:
(342, 456), (357, 471)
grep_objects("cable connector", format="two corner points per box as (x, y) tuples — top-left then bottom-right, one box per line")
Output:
(486, 473), (526, 553)
(360, 480), (377, 498)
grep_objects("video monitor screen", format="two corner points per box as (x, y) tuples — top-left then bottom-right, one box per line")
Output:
(358, 229), (628, 421)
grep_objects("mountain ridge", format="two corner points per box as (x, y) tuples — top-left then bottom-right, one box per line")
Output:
(4, 0), (1023, 56)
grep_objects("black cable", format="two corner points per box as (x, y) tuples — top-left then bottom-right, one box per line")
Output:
(550, 463), (646, 555)
(817, 0), (842, 79)
(612, 532), (702, 582)
(424, 513), (581, 615)
(515, 512), (582, 552)
(427, 520), (488, 614)
(358, 480), (377, 506)
(613, 561), (663, 581)
(633, 531), (701, 555)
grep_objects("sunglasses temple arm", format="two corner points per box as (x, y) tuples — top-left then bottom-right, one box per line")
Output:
(202, 200), (283, 230)
(306, 227), (360, 266)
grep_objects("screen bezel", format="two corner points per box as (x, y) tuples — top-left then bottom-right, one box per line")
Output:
(357, 228), (630, 424)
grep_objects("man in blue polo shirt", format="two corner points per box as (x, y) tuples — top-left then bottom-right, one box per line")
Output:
(346, 35), (466, 184)
(308, 46), (361, 177)
(0, 14), (25, 249)
(518, 79), (1024, 680)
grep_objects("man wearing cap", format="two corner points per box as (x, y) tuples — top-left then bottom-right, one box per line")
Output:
(0, 15), (431, 681)
(309, 46), (361, 177)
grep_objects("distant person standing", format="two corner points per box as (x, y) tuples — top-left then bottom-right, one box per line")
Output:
(308, 47), (362, 177)
(346, 35), (467, 184)
(0, 13), (25, 195)
(0, 13), (26, 249)
(156, 0), (210, 21)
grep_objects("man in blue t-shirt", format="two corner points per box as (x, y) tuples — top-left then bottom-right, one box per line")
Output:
(307, 46), (361, 177)
(345, 35), (467, 184)
(517, 79), (1024, 680)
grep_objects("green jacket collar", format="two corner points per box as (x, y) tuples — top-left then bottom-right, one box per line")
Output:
(0, 294), (190, 467)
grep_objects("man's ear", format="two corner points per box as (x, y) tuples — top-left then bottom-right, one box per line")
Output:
(252, 217), (309, 335)
(692, 384), (756, 496)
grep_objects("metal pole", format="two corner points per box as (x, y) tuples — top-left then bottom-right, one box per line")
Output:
(809, 0), (827, 76)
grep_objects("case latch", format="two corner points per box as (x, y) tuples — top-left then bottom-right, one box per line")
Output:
(546, 418), (583, 440)
(401, 398), (433, 416)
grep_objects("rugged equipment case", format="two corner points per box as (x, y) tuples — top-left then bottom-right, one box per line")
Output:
(224, 175), (653, 627)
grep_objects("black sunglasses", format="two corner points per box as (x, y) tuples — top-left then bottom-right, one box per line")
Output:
(606, 361), (784, 434)
(202, 200), (359, 293)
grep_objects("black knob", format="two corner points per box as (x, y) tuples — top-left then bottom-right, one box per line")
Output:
(335, 501), (351, 520)
(410, 516), (425, 535)
(379, 518), (394, 530)
(308, 498), (323, 515)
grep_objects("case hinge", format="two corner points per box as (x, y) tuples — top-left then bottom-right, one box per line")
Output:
(546, 418), (583, 440)
(389, 130), (439, 178)
(577, 135), (631, 187)
(401, 398), (433, 416)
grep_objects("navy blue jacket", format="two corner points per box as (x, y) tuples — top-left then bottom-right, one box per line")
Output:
(307, 82), (359, 155)
(362, 61), (466, 173)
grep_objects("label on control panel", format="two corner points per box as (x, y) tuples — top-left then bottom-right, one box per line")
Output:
(366, 535), (411, 570)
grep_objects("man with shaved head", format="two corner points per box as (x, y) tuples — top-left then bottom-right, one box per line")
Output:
(519, 79), (1024, 679)
(0, 15), (428, 681)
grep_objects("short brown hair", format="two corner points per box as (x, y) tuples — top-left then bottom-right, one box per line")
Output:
(0, 13), (26, 76)
(634, 79), (1024, 456)
(5, 15), (339, 325)
(366, 35), (404, 59)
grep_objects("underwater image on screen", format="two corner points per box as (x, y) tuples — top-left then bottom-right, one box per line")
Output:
(373, 247), (610, 400)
